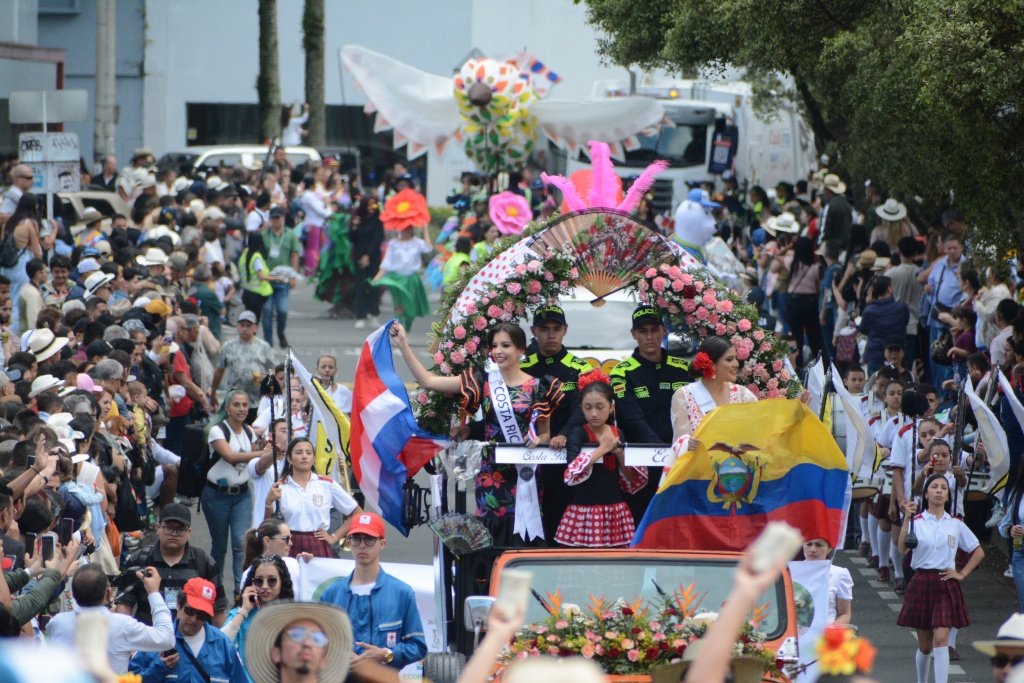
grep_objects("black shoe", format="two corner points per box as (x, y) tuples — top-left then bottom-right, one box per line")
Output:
(279, 335), (288, 348)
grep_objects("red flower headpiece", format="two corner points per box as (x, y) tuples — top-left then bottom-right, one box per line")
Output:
(693, 352), (715, 378)
(577, 368), (611, 391)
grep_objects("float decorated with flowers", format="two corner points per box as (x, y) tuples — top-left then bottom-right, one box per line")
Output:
(415, 141), (801, 436)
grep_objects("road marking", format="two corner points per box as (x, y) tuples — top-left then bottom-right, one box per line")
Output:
(888, 603), (902, 612)
(878, 591), (899, 600)
(848, 556), (867, 565)
(858, 568), (877, 576)
(950, 665), (965, 675)
(868, 581), (887, 588)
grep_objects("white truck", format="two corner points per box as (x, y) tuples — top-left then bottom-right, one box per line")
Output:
(567, 79), (817, 212)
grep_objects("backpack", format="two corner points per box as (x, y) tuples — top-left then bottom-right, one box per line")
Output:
(0, 228), (25, 269)
(835, 323), (860, 364)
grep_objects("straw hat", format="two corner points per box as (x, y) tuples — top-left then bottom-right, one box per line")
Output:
(822, 173), (847, 194)
(856, 250), (878, 269)
(974, 613), (1024, 656)
(136, 248), (170, 267)
(765, 212), (801, 236)
(875, 198), (908, 222)
(245, 601), (353, 683)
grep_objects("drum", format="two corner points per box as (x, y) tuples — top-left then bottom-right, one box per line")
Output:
(965, 470), (993, 501)
(831, 399), (847, 455)
(851, 476), (880, 500)
(881, 465), (894, 497)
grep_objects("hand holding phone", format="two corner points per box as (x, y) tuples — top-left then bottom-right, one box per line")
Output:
(493, 569), (531, 622)
(25, 532), (36, 559)
(41, 534), (56, 563)
(747, 522), (803, 574)
(59, 518), (74, 546)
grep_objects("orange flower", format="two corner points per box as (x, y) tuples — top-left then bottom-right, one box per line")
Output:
(545, 589), (564, 616)
(381, 189), (430, 232)
(853, 639), (877, 673)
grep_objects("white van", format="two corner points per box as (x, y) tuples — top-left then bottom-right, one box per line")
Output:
(156, 145), (322, 175)
(568, 79), (816, 211)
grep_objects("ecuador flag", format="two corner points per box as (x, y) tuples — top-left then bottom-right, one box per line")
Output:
(633, 399), (848, 551)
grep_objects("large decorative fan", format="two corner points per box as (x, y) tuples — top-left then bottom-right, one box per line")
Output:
(428, 513), (493, 557)
(525, 210), (676, 304)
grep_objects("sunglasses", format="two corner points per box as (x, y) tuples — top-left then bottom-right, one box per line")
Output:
(181, 604), (211, 621)
(286, 626), (328, 648)
(992, 654), (1024, 668)
(253, 577), (279, 588)
(347, 534), (379, 547)
(271, 535), (293, 545)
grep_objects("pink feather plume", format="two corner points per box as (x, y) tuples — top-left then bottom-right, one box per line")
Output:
(617, 159), (670, 214)
(540, 172), (587, 212)
(587, 140), (616, 209)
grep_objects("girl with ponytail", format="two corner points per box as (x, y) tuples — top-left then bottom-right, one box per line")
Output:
(554, 369), (648, 548)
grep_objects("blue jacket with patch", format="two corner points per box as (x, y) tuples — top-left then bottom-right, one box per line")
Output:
(129, 621), (248, 683)
(318, 568), (427, 668)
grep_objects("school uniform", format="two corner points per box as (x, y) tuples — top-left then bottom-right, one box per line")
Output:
(278, 474), (358, 557)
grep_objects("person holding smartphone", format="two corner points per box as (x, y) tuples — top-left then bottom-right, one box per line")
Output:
(221, 554), (295, 672)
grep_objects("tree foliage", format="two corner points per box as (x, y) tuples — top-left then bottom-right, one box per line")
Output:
(582, 0), (1024, 253)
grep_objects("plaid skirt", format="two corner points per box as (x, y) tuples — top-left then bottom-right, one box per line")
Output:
(871, 493), (891, 520)
(897, 569), (970, 629)
(291, 531), (333, 559)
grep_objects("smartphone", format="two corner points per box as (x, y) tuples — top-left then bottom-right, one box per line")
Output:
(26, 454), (35, 469)
(25, 532), (36, 558)
(41, 533), (56, 563)
(162, 648), (178, 658)
(59, 518), (74, 546)
(494, 569), (532, 620)
(747, 522), (804, 574)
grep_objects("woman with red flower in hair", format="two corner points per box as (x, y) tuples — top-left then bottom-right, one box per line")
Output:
(555, 369), (648, 547)
(665, 336), (759, 473)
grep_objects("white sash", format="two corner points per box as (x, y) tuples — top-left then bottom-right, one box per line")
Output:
(687, 380), (719, 417)
(485, 360), (544, 541)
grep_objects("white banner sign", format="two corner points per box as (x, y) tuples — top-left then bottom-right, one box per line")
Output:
(494, 443), (674, 465)
(296, 558), (438, 680)
(786, 560), (831, 683)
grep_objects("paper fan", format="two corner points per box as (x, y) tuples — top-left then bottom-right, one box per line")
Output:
(526, 210), (675, 301)
(428, 513), (493, 557)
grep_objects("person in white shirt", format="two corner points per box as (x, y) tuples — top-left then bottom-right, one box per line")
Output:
(204, 389), (272, 589)
(867, 377), (905, 584)
(898, 475), (984, 683)
(246, 192), (272, 234)
(0, 164), (35, 224)
(265, 437), (361, 558)
(281, 103), (309, 147)
(300, 174), (333, 273)
(47, 564), (175, 674)
(249, 417), (289, 527)
(802, 538), (853, 625)
(372, 226), (432, 330)
(316, 354), (353, 413)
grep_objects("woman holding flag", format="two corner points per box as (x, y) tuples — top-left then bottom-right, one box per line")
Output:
(390, 321), (563, 546)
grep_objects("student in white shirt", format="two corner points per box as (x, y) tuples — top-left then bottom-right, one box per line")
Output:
(802, 538), (853, 625)
(372, 226), (433, 330)
(249, 418), (289, 528)
(867, 377), (905, 584)
(265, 437), (361, 558)
(897, 475), (984, 683)
(315, 354), (352, 413)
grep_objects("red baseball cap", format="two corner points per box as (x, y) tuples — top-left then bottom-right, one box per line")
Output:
(348, 512), (386, 539)
(183, 577), (217, 617)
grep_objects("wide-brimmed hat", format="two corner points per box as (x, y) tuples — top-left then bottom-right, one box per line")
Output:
(856, 250), (878, 269)
(145, 226), (181, 245)
(28, 328), (69, 363)
(245, 601), (353, 683)
(80, 207), (103, 226)
(871, 256), (891, 271)
(206, 176), (228, 192)
(77, 258), (101, 274)
(131, 147), (155, 163)
(875, 198), (908, 222)
(136, 248), (170, 267)
(974, 613), (1024, 656)
(765, 212), (801, 236)
(822, 173), (846, 194)
(84, 271), (115, 296)
(29, 374), (65, 399)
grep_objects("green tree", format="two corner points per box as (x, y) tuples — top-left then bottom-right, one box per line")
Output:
(256, 0), (281, 142)
(302, 0), (326, 148)
(582, 0), (1024, 250)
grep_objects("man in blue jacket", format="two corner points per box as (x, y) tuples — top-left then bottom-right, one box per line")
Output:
(318, 512), (427, 669)
(858, 275), (910, 377)
(130, 577), (248, 683)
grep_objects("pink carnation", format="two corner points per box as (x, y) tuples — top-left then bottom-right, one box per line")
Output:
(559, 281), (568, 288)
(440, 362), (452, 374)
(767, 388), (780, 398)
(464, 340), (478, 354)
(680, 274), (694, 285)
(695, 307), (710, 321)
(628, 650), (641, 662)
(555, 620), (568, 629)
(772, 359), (784, 372)
(487, 305), (502, 318)
(652, 277), (667, 293)
(767, 377), (779, 389)
(548, 646), (559, 656)
(474, 317), (488, 331)
(741, 338), (755, 350)
(503, 300), (515, 311)
(694, 280), (704, 292)
(738, 319), (752, 332)
(582, 644), (596, 658)
(668, 266), (682, 279)
(716, 300), (734, 313)
(715, 324), (727, 335)
(528, 280), (542, 294)
(779, 369), (790, 381)
(544, 271), (555, 282)
(454, 325), (467, 339)
(515, 264), (527, 276)
(506, 282), (522, 295)
(685, 315), (697, 326)
(747, 384), (760, 396)
(444, 341), (454, 350)
(726, 323), (737, 335)
(451, 351), (466, 365)
(708, 314), (720, 325)
(761, 342), (772, 352)
(501, 310), (512, 321)
(682, 299), (697, 313)
(570, 268), (579, 279)
(736, 347), (750, 361)
(671, 278), (686, 292)
(433, 352), (444, 364)
(702, 292), (717, 307)
(417, 393), (429, 405)
(528, 260), (542, 272)
(638, 280), (649, 292)
(646, 268), (658, 278)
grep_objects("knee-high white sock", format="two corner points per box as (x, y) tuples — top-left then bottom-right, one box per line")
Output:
(878, 528), (892, 565)
(891, 540), (905, 579)
(916, 650), (932, 683)
(867, 515), (880, 556)
(933, 646), (950, 683)
(948, 628), (957, 648)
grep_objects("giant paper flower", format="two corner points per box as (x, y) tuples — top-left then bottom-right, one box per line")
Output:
(488, 191), (533, 235)
(381, 189), (430, 232)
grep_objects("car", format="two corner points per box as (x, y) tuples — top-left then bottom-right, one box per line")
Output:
(55, 190), (130, 233)
(425, 547), (799, 683)
(155, 145), (322, 176)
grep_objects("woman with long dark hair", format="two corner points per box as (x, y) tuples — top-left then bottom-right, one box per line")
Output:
(348, 195), (384, 326)
(222, 553), (295, 671)
(239, 231), (287, 320)
(1, 192), (43, 332)
(784, 235), (824, 369)
(264, 437), (361, 558)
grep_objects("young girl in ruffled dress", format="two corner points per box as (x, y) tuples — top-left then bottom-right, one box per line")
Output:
(555, 370), (648, 548)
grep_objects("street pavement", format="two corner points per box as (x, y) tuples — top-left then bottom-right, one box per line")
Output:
(189, 282), (1016, 680)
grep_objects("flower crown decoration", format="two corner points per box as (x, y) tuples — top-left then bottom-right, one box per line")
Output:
(815, 626), (876, 677)
(692, 352), (715, 379)
(577, 368), (612, 391)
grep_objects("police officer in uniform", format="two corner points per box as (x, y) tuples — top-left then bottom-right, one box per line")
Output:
(610, 304), (691, 522)
(521, 304), (593, 542)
